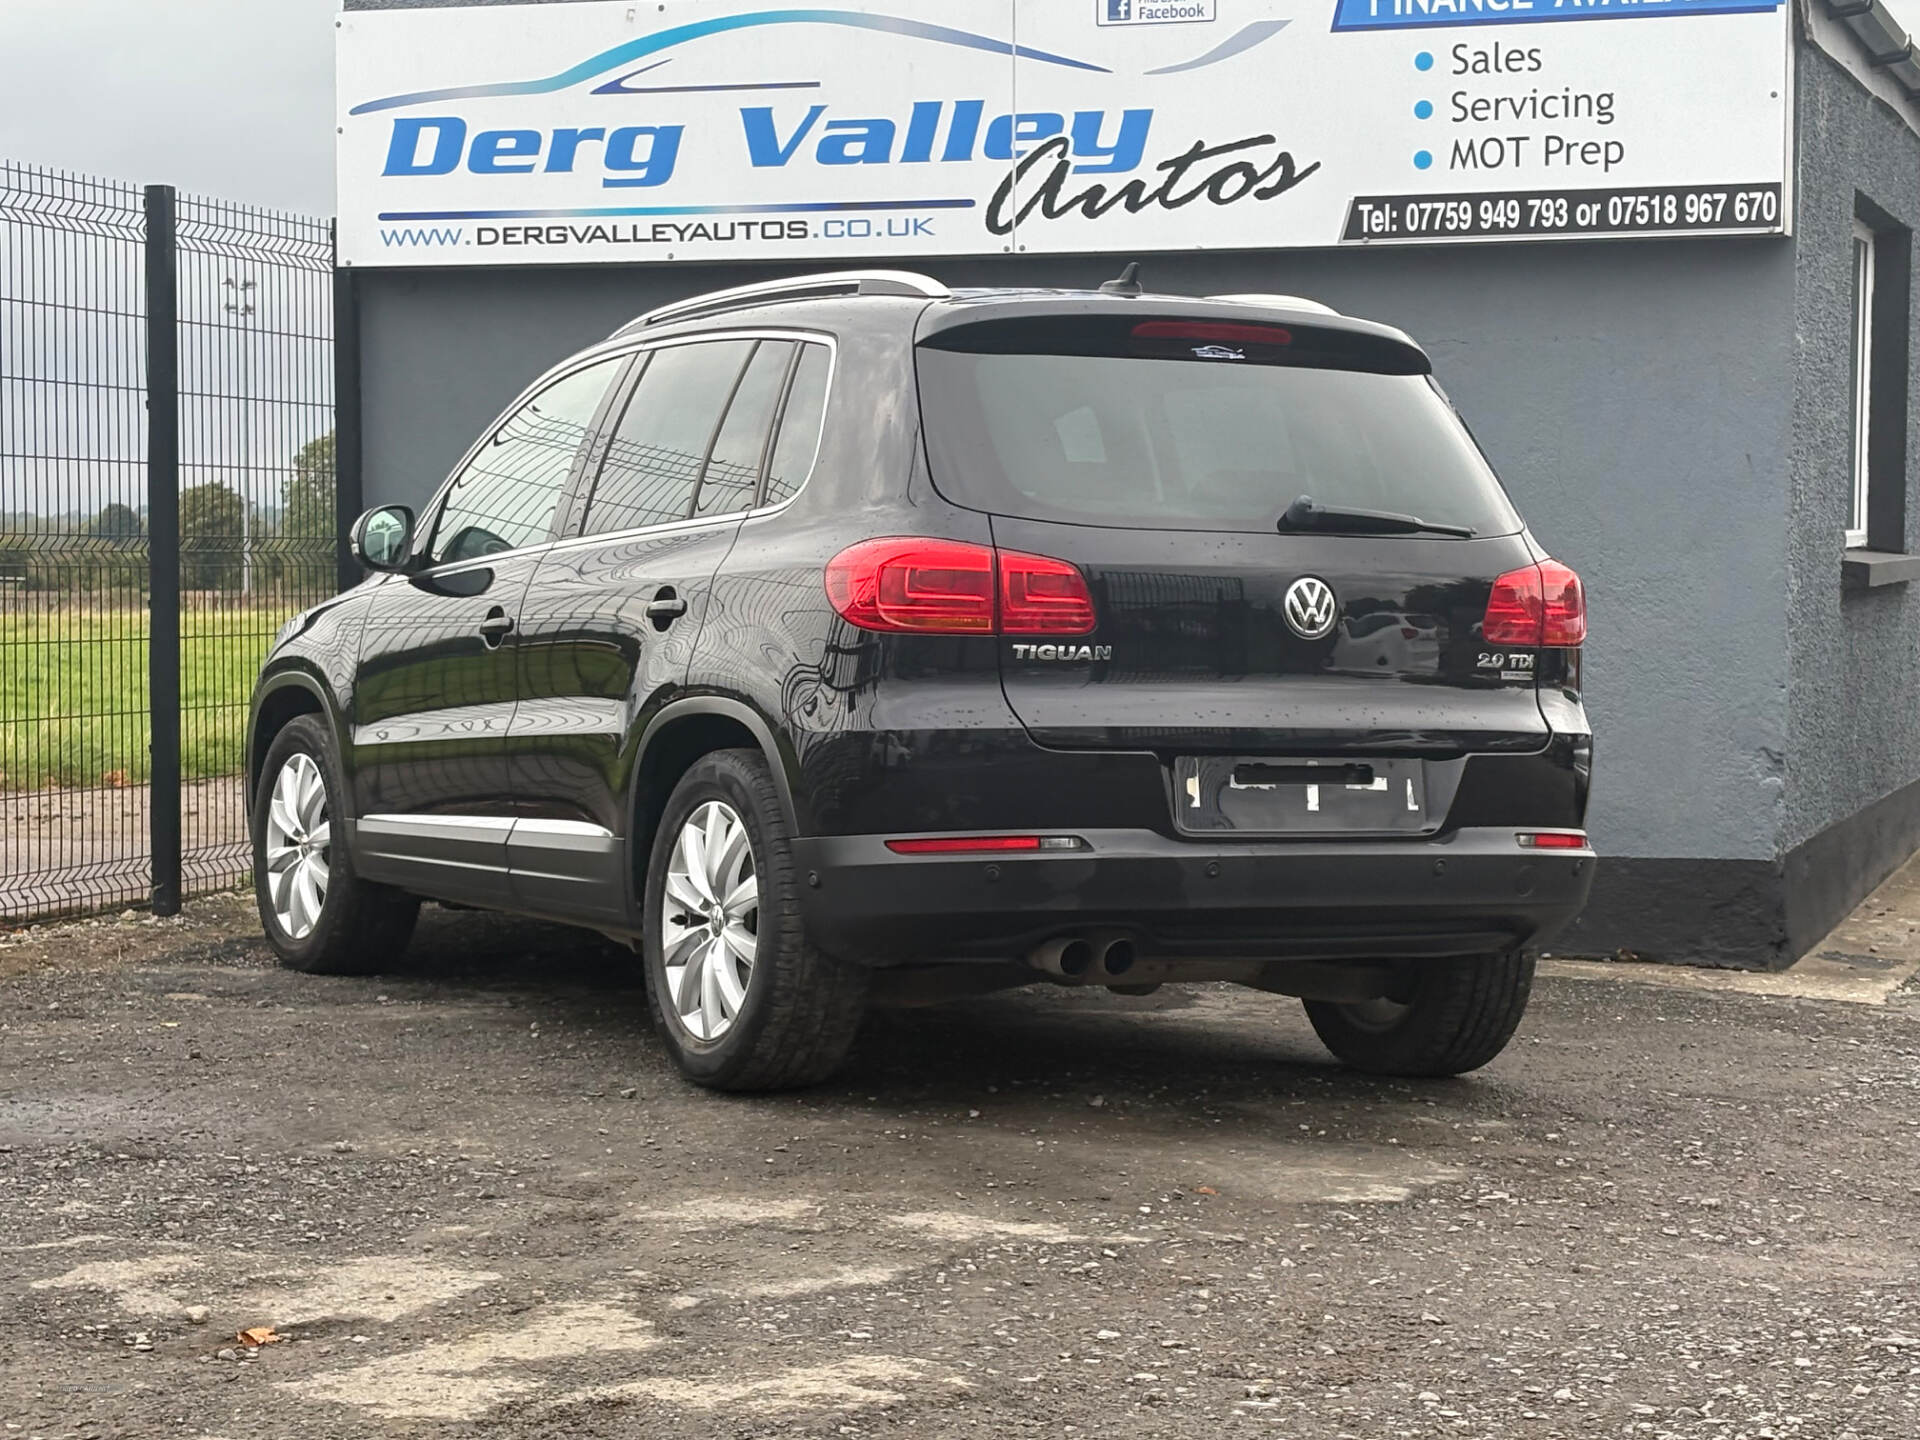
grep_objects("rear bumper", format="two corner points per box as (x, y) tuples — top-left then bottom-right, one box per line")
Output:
(794, 827), (1594, 966)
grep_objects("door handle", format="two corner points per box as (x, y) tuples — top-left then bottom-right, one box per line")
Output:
(645, 589), (689, 626)
(477, 607), (515, 646)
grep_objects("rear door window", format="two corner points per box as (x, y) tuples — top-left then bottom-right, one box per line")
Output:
(695, 340), (794, 517)
(917, 316), (1520, 536)
(581, 339), (754, 536)
(763, 342), (831, 506)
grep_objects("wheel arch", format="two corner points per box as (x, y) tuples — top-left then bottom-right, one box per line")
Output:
(248, 669), (342, 818)
(628, 698), (800, 893)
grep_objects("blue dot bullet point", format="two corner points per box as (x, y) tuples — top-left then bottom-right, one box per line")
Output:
(1414, 99), (1434, 120)
(1415, 51), (1434, 71)
(1414, 150), (1433, 170)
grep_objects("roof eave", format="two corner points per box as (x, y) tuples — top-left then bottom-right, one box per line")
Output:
(1820, 0), (1920, 116)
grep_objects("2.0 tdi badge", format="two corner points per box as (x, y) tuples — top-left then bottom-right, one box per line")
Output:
(1283, 576), (1338, 640)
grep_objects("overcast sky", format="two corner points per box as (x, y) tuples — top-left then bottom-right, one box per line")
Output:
(2, 0), (1917, 221)
(0, 0), (339, 217)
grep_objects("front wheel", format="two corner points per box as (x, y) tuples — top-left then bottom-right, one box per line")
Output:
(1303, 952), (1534, 1077)
(252, 714), (418, 975)
(641, 748), (867, 1091)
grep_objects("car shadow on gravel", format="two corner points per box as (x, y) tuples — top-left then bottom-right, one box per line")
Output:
(351, 907), (1489, 1119)
(165, 904), (1504, 1124)
(400, 905), (641, 985)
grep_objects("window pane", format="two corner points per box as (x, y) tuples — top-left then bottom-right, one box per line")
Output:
(1850, 226), (1875, 546)
(431, 358), (621, 565)
(765, 343), (831, 505)
(585, 340), (754, 536)
(696, 341), (794, 517)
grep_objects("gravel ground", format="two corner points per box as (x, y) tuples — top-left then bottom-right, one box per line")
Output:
(4, 887), (1920, 1439)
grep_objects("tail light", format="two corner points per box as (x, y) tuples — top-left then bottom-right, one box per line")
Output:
(826, 538), (1095, 636)
(999, 550), (1097, 634)
(1483, 559), (1586, 647)
(824, 538), (994, 633)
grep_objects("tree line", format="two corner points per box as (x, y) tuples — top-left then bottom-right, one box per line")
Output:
(0, 433), (335, 596)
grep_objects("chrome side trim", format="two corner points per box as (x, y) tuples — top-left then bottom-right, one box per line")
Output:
(539, 509), (746, 558)
(359, 813), (614, 841)
(355, 817), (625, 919)
(512, 818), (616, 839)
(361, 813), (516, 832)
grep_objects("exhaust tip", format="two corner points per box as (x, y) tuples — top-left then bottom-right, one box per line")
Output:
(1100, 938), (1136, 977)
(1058, 939), (1094, 978)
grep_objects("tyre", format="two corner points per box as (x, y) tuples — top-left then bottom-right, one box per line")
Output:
(1303, 952), (1535, 1077)
(641, 747), (867, 1091)
(252, 714), (419, 975)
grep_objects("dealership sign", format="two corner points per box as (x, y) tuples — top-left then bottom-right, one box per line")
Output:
(336, 0), (1792, 267)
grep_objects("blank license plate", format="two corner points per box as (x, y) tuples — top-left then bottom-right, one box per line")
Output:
(1174, 757), (1429, 836)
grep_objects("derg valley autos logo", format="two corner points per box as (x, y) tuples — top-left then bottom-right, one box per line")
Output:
(356, 9), (1311, 235)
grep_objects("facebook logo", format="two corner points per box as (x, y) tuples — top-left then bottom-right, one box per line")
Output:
(1096, 0), (1215, 25)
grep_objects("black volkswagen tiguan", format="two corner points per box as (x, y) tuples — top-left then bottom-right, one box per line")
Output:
(248, 270), (1594, 1091)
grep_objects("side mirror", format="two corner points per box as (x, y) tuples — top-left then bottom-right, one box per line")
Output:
(350, 505), (415, 573)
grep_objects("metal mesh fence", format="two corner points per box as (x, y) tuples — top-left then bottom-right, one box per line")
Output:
(0, 162), (336, 922)
(173, 194), (336, 900)
(0, 165), (152, 917)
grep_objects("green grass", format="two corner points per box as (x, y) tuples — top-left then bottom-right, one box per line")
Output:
(0, 605), (295, 790)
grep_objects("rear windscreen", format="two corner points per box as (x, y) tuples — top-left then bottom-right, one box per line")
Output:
(917, 316), (1522, 536)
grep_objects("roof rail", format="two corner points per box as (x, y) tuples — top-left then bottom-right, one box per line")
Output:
(1209, 293), (1342, 317)
(614, 270), (951, 336)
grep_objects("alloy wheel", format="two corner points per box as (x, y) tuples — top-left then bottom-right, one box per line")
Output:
(264, 752), (331, 940)
(660, 799), (759, 1041)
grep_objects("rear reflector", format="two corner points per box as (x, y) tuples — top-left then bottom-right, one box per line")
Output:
(886, 835), (1088, 854)
(826, 538), (1095, 636)
(1132, 320), (1293, 346)
(887, 836), (1041, 854)
(1517, 832), (1587, 850)
(1483, 559), (1587, 648)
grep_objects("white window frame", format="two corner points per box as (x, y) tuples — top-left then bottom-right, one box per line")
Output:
(1848, 219), (1876, 549)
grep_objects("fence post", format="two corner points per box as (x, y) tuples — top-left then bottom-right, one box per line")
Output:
(144, 184), (182, 917)
(331, 226), (363, 592)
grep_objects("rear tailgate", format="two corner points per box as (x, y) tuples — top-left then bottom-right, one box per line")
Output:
(914, 302), (1563, 800)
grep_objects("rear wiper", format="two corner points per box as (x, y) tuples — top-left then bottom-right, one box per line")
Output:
(1276, 495), (1475, 539)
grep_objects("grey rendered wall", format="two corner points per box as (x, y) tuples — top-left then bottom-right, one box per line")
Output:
(353, 240), (1797, 870)
(1783, 43), (1920, 856)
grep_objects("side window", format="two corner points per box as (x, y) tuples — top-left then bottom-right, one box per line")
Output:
(583, 340), (753, 536)
(764, 343), (831, 506)
(695, 341), (795, 517)
(430, 358), (621, 565)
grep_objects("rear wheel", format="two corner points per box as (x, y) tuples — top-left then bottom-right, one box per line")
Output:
(252, 715), (418, 975)
(641, 748), (867, 1091)
(1303, 952), (1534, 1077)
